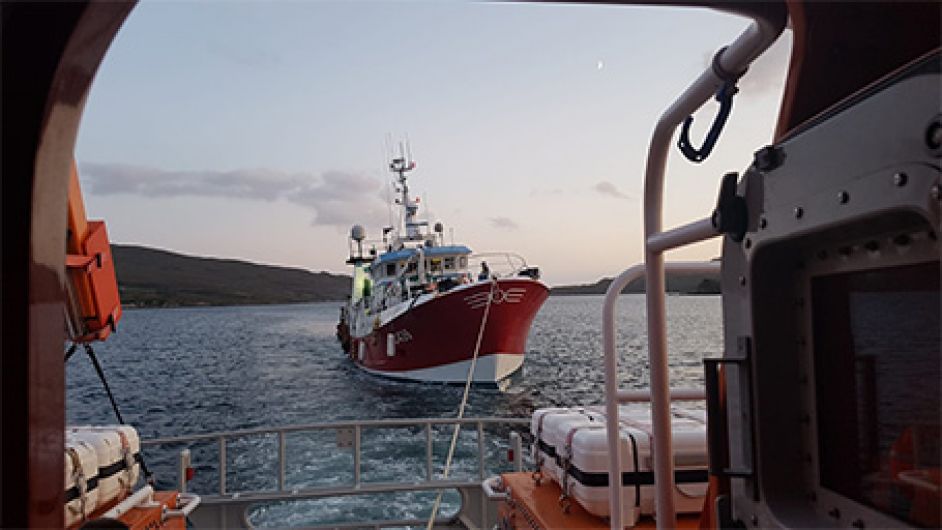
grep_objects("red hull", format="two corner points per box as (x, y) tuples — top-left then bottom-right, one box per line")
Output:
(347, 279), (548, 382)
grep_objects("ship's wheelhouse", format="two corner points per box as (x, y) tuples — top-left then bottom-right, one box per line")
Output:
(371, 245), (472, 286)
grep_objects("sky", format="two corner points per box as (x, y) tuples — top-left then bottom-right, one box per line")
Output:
(76, 1), (792, 286)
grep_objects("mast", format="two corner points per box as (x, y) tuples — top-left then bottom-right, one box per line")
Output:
(389, 144), (422, 242)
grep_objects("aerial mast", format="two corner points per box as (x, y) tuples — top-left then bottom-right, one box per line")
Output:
(389, 143), (420, 241)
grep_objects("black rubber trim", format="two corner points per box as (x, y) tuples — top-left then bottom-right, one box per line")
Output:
(568, 467), (708, 488)
(626, 431), (641, 507)
(537, 435), (707, 488)
(98, 452), (140, 480)
(64, 476), (99, 503)
(712, 46), (747, 82)
(64, 452), (140, 503)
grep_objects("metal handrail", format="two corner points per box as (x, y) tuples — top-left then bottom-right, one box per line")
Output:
(302, 516), (462, 529)
(142, 417), (529, 501)
(467, 252), (529, 279)
(143, 417), (527, 446)
(602, 260), (720, 528)
(621, 5), (787, 529)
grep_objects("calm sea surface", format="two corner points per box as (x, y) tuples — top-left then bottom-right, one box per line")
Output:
(66, 294), (722, 526)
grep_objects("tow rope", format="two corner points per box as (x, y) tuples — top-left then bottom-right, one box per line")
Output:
(426, 278), (498, 529)
(66, 342), (155, 485)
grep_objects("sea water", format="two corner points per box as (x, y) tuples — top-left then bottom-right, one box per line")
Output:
(66, 294), (722, 526)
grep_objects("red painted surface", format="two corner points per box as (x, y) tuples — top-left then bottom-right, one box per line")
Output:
(3, 3), (133, 528)
(496, 472), (702, 529)
(350, 279), (548, 373)
(67, 221), (122, 342)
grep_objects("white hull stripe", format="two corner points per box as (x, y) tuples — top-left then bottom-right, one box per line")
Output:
(356, 353), (524, 383)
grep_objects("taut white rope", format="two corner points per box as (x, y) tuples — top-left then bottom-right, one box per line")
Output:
(426, 278), (498, 529)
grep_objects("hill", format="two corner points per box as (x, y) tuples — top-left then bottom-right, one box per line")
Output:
(551, 272), (721, 296)
(111, 244), (350, 307)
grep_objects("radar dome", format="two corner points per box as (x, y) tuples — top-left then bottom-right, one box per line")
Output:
(350, 224), (366, 241)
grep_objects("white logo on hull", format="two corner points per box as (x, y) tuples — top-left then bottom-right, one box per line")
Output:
(464, 287), (526, 309)
(393, 329), (413, 344)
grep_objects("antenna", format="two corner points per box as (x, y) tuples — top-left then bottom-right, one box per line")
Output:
(383, 137), (394, 228)
(386, 178), (394, 228)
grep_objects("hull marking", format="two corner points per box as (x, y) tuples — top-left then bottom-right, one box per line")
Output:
(464, 287), (527, 309)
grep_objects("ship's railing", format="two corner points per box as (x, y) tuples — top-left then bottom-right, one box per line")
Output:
(362, 250), (532, 317)
(142, 416), (529, 529)
(468, 252), (529, 279)
(601, 5), (787, 530)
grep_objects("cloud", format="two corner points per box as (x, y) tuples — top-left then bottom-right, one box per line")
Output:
(80, 162), (304, 199)
(288, 170), (390, 227)
(489, 217), (519, 230)
(79, 162), (389, 229)
(739, 35), (791, 96)
(593, 181), (632, 200)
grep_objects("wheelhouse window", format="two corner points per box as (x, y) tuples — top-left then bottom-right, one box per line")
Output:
(444, 257), (455, 270)
(386, 263), (396, 276)
(811, 261), (940, 528)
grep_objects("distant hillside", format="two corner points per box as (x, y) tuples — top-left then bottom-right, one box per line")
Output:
(551, 271), (721, 296)
(112, 245), (350, 308)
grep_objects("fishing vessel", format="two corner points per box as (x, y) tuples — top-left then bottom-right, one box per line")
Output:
(335, 153), (549, 383)
(4, 1), (939, 529)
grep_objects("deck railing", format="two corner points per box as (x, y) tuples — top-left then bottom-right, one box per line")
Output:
(142, 417), (528, 529)
(468, 252), (529, 279)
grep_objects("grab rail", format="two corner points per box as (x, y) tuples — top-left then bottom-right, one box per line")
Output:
(604, 6), (787, 529)
(617, 387), (705, 404)
(468, 252), (529, 279)
(142, 417), (529, 506)
(602, 261), (720, 529)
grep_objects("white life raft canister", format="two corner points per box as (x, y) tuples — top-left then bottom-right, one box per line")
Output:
(66, 425), (141, 513)
(64, 436), (100, 527)
(531, 404), (709, 524)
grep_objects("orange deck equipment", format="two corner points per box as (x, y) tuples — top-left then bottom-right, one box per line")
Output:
(495, 472), (704, 530)
(66, 161), (122, 343)
(66, 491), (186, 530)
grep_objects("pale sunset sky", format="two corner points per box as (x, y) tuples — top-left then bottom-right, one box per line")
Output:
(76, 1), (792, 286)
